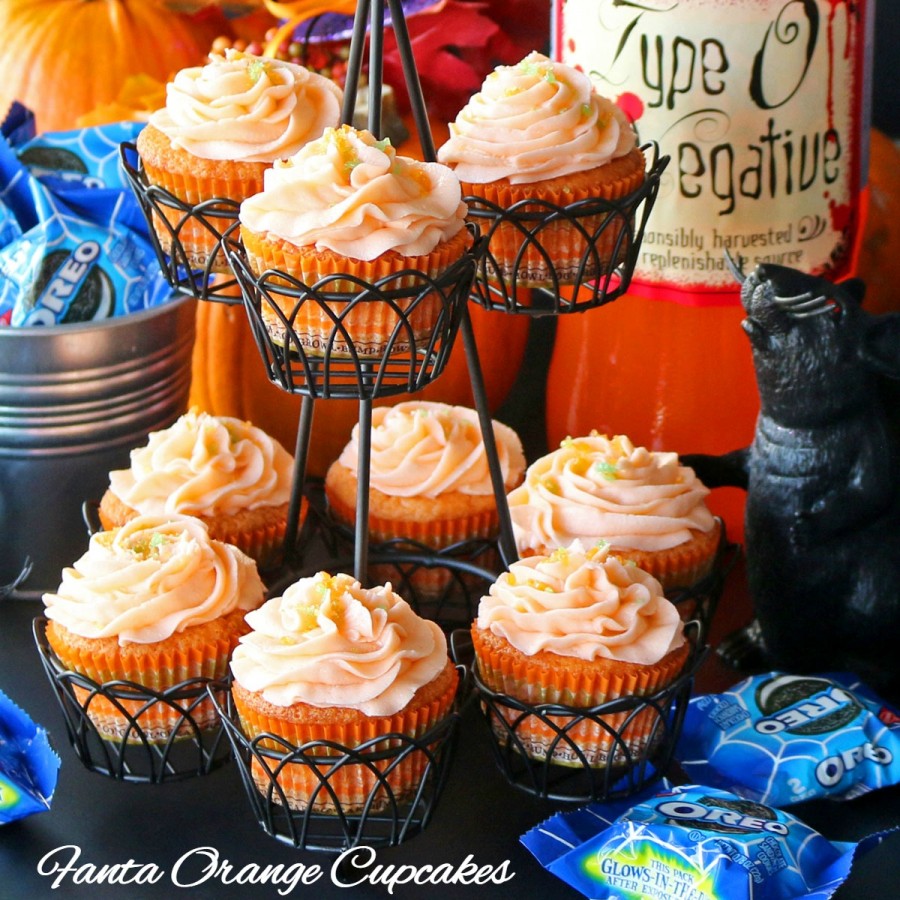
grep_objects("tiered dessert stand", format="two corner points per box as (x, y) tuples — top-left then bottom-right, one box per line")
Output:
(115, 0), (733, 848)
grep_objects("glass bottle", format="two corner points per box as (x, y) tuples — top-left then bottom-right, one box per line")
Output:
(546, 0), (874, 539)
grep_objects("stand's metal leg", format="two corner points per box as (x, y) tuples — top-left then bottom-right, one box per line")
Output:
(354, 395), (373, 584)
(341, 0), (370, 127)
(284, 395), (314, 564)
(459, 304), (517, 568)
(386, 0), (435, 161)
(367, 0), (385, 138)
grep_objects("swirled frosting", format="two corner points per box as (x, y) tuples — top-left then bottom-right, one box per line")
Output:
(108, 408), (293, 517)
(508, 433), (716, 554)
(239, 125), (468, 260)
(230, 572), (449, 716)
(42, 515), (265, 644)
(337, 401), (525, 498)
(476, 542), (684, 664)
(437, 51), (637, 185)
(149, 49), (342, 162)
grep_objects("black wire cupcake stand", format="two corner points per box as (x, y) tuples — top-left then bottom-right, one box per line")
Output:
(107, 0), (732, 854)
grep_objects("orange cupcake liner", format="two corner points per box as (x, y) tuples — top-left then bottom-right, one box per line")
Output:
(241, 227), (470, 358)
(231, 673), (458, 814)
(206, 508), (297, 571)
(51, 632), (238, 744)
(463, 153), (645, 287)
(471, 627), (688, 768)
(140, 164), (256, 273)
(611, 521), (723, 595)
(327, 488), (501, 598)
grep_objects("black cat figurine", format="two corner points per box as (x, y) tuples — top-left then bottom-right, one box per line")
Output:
(683, 261), (900, 698)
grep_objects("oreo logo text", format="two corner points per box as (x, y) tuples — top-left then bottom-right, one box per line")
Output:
(754, 686), (854, 735)
(657, 800), (789, 836)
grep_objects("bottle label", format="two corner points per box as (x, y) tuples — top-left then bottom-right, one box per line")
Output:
(553, 0), (873, 305)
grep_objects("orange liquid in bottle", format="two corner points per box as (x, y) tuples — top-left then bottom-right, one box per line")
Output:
(546, 293), (759, 541)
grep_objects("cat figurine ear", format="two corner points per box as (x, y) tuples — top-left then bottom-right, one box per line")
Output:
(685, 260), (900, 698)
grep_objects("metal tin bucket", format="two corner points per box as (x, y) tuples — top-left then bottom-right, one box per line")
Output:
(0, 294), (197, 595)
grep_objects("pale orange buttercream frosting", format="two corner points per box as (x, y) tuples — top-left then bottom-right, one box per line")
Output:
(42, 515), (265, 645)
(149, 49), (342, 162)
(508, 433), (716, 555)
(476, 542), (684, 664)
(437, 51), (637, 185)
(107, 408), (293, 518)
(239, 125), (468, 261)
(230, 572), (449, 716)
(337, 400), (525, 498)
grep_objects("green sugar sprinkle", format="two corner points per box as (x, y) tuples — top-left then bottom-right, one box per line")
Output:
(247, 59), (268, 83)
(594, 460), (618, 480)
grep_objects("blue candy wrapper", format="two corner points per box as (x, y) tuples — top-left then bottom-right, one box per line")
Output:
(521, 784), (893, 900)
(0, 688), (60, 824)
(0, 106), (172, 326)
(675, 672), (900, 807)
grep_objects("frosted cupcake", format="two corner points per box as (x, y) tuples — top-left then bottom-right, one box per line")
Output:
(438, 51), (644, 286)
(137, 49), (342, 270)
(508, 433), (721, 591)
(238, 125), (471, 357)
(98, 408), (297, 569)
(230, 571), (459, 813)
(472, 542), (689, 768)
(324, 400), (525, 598)
(43, 515), (265, 742)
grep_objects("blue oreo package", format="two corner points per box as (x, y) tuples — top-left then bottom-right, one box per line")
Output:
(675, 672), (900, 807)
(0, 688), (60, 824)
(0, 103), (171, 327)
(522, 784), (893, 900)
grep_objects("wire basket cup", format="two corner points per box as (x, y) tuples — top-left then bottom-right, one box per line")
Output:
(34, 617), (231, 783)
(468, 144), (668, 315)
(210, 669), (464, 851)
(459, 623), (706, 803)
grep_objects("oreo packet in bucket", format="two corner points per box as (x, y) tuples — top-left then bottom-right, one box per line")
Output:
(0, 112), (171, 326)
(521, 784), (893, 900)
(675, 672), (900, 807)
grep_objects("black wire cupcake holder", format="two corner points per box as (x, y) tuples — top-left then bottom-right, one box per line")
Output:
(33, 617), (230, 783)
(455, 622), (706, 804)
(208, 666), (465, 851)
(223, 227), (481, 402)
(120, 142), (241, 304)
(468, 144), (668, 315)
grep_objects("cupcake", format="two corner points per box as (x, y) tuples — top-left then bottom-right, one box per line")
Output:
(98, 408), (297, 569)
(508, 433), (721, 592)
(238, 124), (471, 357)
(42, 514), (266, 742)
(437, 51), (645, 287)
(471, 542), (690, 768)
(136, 49), (342, 271)
(324, 400), (526, 598)
(229, 571), (459, 813)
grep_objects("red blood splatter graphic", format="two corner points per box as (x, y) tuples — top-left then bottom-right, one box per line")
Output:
(617, 91), (644, 123)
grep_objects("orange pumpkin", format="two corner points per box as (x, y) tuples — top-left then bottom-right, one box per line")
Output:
(857, 128), (900, 316)
(0, 0), (213, 133)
